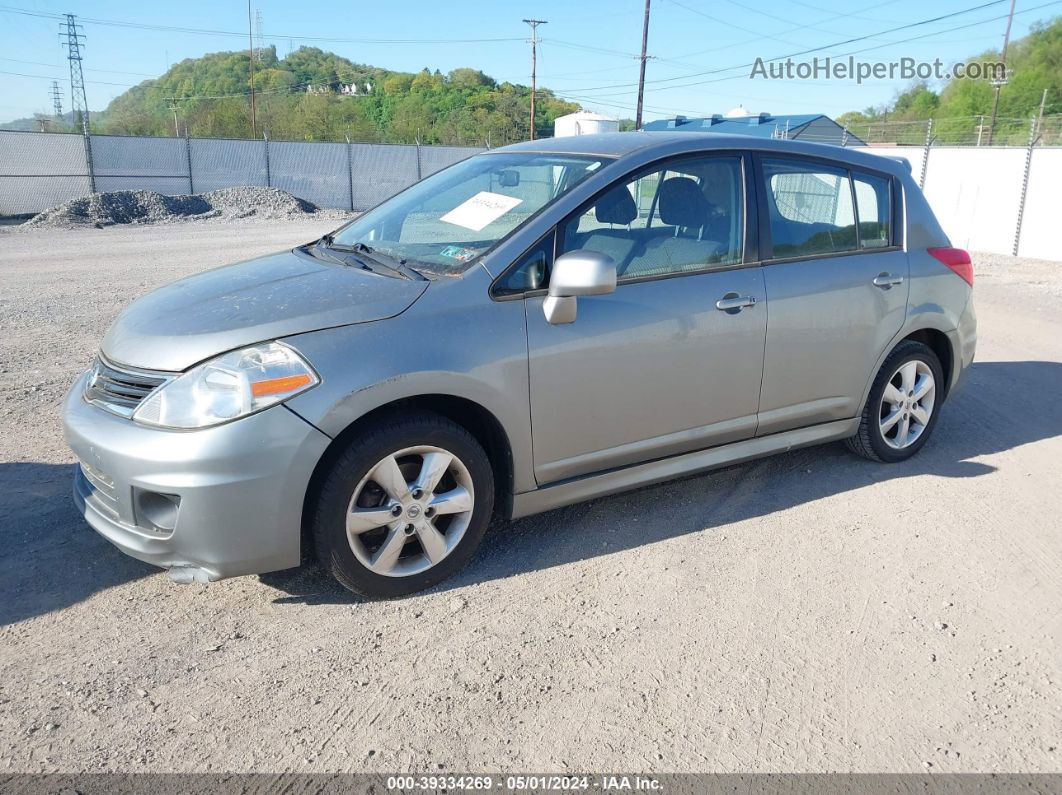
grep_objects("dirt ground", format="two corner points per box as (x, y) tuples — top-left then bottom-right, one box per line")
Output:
(0, 220), (1059, 774)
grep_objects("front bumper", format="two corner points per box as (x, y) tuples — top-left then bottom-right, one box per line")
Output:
(63, 372), (331, 581)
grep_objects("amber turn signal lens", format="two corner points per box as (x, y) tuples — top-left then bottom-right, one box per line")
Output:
(250, 373), (313, 397)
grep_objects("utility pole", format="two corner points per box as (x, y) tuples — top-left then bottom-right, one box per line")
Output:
(523, 19), (546, 140)
(50, 80), (63, 121)
(986, 0), (1016, 146)
(247, 0), (257, 138)
(59, 14), (89, 134)
(635, 0), (652, 130)
(168, 97), (180, 137)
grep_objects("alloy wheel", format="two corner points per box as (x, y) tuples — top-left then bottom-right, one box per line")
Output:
(879, 360), (936, 450)
(345, 445), (475, 577)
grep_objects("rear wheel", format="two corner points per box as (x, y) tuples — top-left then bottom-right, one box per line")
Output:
(312, 412), (494, 598)
(846, 340), (944, 463)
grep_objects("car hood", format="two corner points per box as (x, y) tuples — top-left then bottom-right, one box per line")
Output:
(102, 248), (429, 371)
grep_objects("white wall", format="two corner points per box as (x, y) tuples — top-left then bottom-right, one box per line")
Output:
(923, 147), (1027, 254)
(1017, 148), (1062, 261)
(851, 145), (1056, 261)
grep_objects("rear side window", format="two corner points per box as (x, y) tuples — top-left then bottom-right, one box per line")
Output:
(762, 158), (856, 257)
(853, 172), (892, 248)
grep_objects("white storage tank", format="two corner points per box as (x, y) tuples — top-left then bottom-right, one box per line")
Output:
(553, 111), (619, 137)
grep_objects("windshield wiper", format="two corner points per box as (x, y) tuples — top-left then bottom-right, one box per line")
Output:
(351, 242), (428, 282)
(310, 235), (416, 280)
(315, 236), (428, 281)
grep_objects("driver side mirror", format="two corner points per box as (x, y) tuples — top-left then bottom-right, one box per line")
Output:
(543, 249), (617, 325)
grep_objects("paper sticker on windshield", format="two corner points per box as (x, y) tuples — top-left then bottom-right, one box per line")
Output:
(440, 191), (523, 232)
(440, 245), (481, 261)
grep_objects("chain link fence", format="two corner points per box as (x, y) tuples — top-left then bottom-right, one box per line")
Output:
(0, 130), (482, 216)
(839, 115), (1062, 148)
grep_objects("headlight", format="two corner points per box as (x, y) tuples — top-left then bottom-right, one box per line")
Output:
(132, 342), (319, 429)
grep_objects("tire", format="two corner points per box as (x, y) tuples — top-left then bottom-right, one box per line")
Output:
(845, 340), (945, 463)
(311, 411), (494, 598)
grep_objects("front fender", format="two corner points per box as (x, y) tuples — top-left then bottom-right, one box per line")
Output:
(281, 272), (535, 493)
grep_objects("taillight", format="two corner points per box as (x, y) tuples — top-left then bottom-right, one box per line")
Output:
(928, 247), (973, 286)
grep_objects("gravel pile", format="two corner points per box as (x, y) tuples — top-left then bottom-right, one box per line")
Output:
(24, 186), (348, 229)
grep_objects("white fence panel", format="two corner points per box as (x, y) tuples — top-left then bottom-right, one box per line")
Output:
(850, 145), (925, 183)
(1017, 148), (1062, 261)
(920, 147), (1027, 254)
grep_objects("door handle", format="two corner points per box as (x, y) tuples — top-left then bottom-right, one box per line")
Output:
(872, 273), (904, 288)
(715, 293), (756, 313)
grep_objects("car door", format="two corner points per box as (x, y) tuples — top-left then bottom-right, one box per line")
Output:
(754, 155), (909, 436)
(503, 153), (768, 485)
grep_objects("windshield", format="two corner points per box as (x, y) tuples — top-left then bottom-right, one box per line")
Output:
(327, 152), (606, 277)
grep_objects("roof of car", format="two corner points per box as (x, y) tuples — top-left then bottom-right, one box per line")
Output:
(489, 131), (906, 177)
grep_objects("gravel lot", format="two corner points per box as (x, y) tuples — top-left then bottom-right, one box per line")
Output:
(1, 220), (1060, 774)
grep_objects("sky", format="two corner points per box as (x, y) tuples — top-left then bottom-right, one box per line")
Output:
(0, 0), (1055, 125)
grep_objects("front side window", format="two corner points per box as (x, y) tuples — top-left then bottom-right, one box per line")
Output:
(328, 153), (604, 277)
(558, 155), (744, 280)
(762, 158), (857, 257)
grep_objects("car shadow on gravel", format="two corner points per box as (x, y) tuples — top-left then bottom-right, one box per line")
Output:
(264, 360), (1062, 605)
(0, 462), (155, 626)
(5, 361), (1060, 616)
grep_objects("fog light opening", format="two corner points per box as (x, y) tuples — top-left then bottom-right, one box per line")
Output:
(134, 489), (181, 534)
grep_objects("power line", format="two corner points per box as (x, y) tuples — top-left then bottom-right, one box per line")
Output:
(666, 0), (906, 62)
(559, 0), (1011, 94)
(548, 0), (1060, 113)
(655, 0), (1062, 95)
(0, 5), (524, 44)
(0, 68), (138, 88)
(0, 56), (157, 77)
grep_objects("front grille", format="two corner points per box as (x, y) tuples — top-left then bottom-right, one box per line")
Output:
(84, 356), (171, 418)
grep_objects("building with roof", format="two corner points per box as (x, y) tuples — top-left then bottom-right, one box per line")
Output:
(642, 112), (864, 146)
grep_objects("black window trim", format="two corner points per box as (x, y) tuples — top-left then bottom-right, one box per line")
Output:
(490, 228), (557, 300)
(490, 149), (758, 299)
(753, 152), (903, 264)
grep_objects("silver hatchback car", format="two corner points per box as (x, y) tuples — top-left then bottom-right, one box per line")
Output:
(64, 132), (976, 597)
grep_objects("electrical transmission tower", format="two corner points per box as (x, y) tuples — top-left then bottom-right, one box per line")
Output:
(50, 80), (63, 120)
(255, 9), (265, 62)
(59, 14), (89, 134)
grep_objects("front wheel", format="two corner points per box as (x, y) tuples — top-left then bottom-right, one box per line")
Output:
(846, 340), (944, 463)
(311, 412), (494, 598)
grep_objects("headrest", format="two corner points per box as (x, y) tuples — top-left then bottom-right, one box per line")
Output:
(594, 186), (638, 225)
(658, 177), (708, 228)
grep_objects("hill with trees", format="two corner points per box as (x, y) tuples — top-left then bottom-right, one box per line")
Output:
(56, 46), (580, 145)
(838, 17), (1062, 144)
